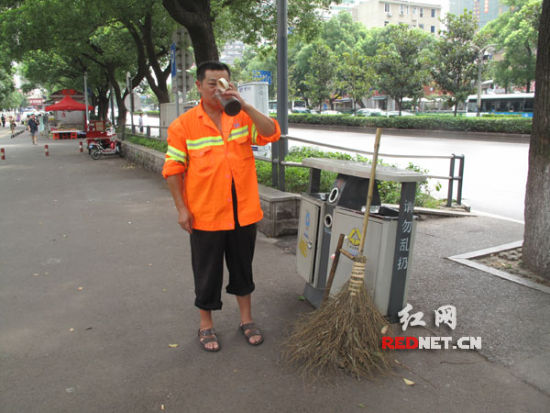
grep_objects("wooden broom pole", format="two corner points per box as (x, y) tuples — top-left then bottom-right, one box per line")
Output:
(357, 128), (382, 257)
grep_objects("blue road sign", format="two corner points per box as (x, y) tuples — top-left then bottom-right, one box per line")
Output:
(170, 43), (177, 78)
(252, 70), (272, 85)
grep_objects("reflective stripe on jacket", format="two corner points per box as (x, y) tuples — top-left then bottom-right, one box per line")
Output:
(162, 101), (281, 231)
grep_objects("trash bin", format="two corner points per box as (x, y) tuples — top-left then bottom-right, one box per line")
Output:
(297, 158), (426, 320)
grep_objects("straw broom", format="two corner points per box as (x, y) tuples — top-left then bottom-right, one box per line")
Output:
(283, 128), (393, 378)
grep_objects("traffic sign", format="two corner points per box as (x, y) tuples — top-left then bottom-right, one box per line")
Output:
(252, 70), (272, 85)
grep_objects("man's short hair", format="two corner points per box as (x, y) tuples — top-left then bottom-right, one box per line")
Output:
(196, 61), (231, 81)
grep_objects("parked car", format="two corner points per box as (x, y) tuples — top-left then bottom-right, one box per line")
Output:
(386, 110), (415, 117)
(292, 107), (311, 114)
(356, 108), (384, 117)
(320, 110), (341, 115)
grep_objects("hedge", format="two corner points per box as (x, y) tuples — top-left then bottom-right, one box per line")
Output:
(288, 113), (532, 134)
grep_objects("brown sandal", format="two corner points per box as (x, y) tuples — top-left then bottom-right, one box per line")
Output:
(239, 322), (264, 346)
(198, 328), (220, 352)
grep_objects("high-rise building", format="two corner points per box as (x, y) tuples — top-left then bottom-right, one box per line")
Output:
(220, 41), (245, 66)
(351, 0), (442, 34)
(449, 0), (508, 27)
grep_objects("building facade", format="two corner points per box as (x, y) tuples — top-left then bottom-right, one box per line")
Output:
(351, 0), (442, 34)
(449, 0), (507, 28)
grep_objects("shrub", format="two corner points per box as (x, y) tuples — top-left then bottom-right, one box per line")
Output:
(288, 113), (532, 134)
(126, 135), (167, 152)
(256, 147), (440, 207)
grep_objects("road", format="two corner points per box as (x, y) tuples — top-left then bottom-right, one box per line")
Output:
(287, 128), (529, 223)
(131, 114), (529, 222)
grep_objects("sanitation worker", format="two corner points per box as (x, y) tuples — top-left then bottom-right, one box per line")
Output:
(162, 61), (281, 352)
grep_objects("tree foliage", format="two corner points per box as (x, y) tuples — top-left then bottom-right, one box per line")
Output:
(162, 0), (336, 65)
(431, 11), (480, 115)
(374, 25), (433, 114)
(303, 40), (336, 111)
(483, 0), (541, 92)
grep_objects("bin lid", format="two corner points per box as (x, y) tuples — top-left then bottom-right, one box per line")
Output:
(301, 158), (426, 183)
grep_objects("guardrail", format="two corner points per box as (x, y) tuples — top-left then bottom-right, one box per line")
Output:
(122, 125), (465, 206)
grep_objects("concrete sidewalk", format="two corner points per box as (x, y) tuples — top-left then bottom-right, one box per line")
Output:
(1, 132), (549, 412)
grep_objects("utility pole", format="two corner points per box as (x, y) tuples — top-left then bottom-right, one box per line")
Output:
(172, 27), (194, 117)
(276, 0), (288, 190)
(476, 44), (495, 117)
(83, 72), (89, 129)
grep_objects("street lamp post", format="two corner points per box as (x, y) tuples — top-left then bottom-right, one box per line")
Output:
(476, 44), (496, 117)
(83, 72), (89, 129)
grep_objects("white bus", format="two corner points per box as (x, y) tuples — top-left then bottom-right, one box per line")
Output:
(466, 93), (534, 117)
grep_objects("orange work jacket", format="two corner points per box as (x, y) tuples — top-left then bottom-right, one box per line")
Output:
(162, 101), (281, 231)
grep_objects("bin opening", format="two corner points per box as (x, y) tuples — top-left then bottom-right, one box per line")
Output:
(370, 205), (400, 218)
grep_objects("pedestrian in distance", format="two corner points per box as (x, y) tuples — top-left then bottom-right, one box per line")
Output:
(27, 114), (39, 145)
(9, 115), (16, 138)
(1, 113), (5, 127)
(163, 61), (281, 352)
(37, 114), (45, 136)
(138, 112), (144, 133)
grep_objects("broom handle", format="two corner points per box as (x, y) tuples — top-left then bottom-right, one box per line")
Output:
(358, 128), (382, 256)
(322, 233), (345, 305)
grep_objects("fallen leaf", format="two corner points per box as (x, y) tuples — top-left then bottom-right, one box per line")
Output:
(403, 378), (415, 386)
(381, 325), (389, 335)
(148, 263), (153, 267)
(298, 295), (305, 301)
(357, 403), (367, 408)
(394, 359), (401, 365)
(33, 273), (40, 277)
(69, 328), (75, 332)
(162, 289), (167, 292)
(77, 287), (83, 291)
(168, 344), (179, 348)
(160, 404), (165, 411)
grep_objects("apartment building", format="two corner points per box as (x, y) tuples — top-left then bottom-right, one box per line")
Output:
(449, 0), (507, 28)
(351, 0), (442, 34)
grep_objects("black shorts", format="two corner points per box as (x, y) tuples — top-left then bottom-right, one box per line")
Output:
(189, 181), (257, 310)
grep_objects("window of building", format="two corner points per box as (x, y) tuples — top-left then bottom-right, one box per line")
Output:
(384, 3), (390, 13)
(419, 23), (424, 29)
(400, 4), (404, 14)
(384, 20), (389, 26)
(431, 8), (436, 17)
(413, 7), (417, 15)
(419, 8), (424, 17)
(430, 25), (435, 33)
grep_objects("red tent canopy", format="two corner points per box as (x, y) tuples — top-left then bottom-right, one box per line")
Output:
(45, 95), (93, 111)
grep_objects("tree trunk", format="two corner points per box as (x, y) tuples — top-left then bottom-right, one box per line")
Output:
(162, 0), (219, 64)
(523, 0), (550, 279)
(95, 86), (110, 121)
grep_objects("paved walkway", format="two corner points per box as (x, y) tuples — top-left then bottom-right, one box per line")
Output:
(1, 131), (549, 412)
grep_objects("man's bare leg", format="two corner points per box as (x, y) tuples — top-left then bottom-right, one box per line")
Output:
(236, 294), (262, 344)
(199, 309), (219, 351)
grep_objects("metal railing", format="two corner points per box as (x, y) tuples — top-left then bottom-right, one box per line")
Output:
(123, 125), (465, 206)
(261, 135), (465, 207)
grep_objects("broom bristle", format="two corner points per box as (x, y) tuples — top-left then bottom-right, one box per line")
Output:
(282, 280), (394, 379)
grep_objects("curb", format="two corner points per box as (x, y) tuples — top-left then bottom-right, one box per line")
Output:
(288, 123), (530, 143)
